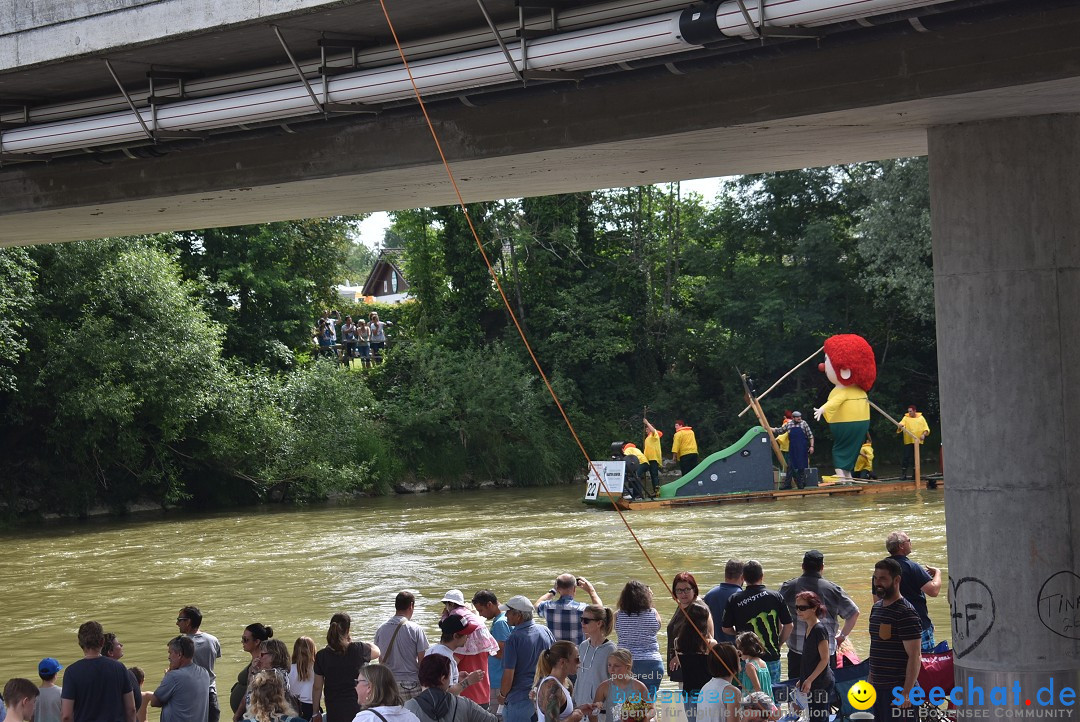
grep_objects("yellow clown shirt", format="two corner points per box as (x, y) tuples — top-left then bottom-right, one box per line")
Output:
(819, 385), (870, 423)
(671, 427), (698, 459)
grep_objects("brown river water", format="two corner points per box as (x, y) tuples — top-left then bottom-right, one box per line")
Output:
(0, 484), (947, 718)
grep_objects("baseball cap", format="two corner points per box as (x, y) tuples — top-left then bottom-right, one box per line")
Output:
(803, 549), (824, 564)
(440, 589), (465, 605)
(439, 614), (480, 636)
(499, 595), (534, 613)
(39, 658), (62, 676)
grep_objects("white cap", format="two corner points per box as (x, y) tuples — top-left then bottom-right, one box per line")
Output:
(440, 589), (465, 605)
(498, 595), (534, 613)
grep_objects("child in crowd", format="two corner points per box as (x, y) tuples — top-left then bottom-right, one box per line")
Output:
(3, 678), (39, 722)
(735, 632), (772, 695)
(34, 658), (62, 722)
(592, 650), (650, 722)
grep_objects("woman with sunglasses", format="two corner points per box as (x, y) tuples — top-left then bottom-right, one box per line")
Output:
(794, 592), (834, 722)
(233, 624), (276, 716)
(574, 605), (615, 712)
(666, 573), (713, 687)
(534, 642), (595, 722)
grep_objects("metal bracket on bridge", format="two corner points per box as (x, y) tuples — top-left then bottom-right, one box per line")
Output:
(146, 69), (203, 106)
(273, 27), (380, 118)
(733, 0), (822, 41)
(0, 100), (49, 165)
(476, 0), (524, 84)
(104, 60), (208, 145)
(514, 1), (584, 86)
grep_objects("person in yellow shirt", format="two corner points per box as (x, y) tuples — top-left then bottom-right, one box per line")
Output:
(854, 436), (875, 479)
(642, 419), (664, 497)
(670, 420), (699, 476)
(897, 406), (931, 480)
(622, 442), (650, 500)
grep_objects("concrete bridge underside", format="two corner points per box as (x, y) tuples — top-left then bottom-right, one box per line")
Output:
(4, 1), (1080, 703)
(2, 1), (1080, 245)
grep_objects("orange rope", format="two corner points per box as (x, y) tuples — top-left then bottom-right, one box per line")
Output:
(373, 0), (732, 680)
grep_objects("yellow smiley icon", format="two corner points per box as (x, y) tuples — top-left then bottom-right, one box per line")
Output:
(847, 681), (876, 711)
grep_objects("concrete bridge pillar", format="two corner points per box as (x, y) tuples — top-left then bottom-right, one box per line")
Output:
(930, 114), (1080, 706)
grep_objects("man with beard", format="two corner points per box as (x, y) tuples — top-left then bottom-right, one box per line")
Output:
(867, 558), (922, 722)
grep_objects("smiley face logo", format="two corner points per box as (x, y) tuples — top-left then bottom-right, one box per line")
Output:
(847, 681), (876, 711)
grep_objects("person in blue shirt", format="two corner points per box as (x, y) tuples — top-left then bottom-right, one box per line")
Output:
(703, 560), (744, 644)
(496, 596), (555, 722)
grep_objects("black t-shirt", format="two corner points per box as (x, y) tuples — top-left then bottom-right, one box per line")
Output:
(314, 642), (373, 722)
(721, 585), (793, 662)
(869, 598), (922, 688)
(61, 656), (133, 722)
(799, 624), (834, 689)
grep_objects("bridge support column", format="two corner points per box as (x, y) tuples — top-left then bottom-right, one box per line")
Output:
(929, 114), (1080, 706)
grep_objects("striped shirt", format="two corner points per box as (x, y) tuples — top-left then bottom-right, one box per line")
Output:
(615, 610), (662, 661)
(868, 597), (922, 687)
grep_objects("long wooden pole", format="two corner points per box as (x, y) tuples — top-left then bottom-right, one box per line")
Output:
(737, 346), (825, 417)
(868, 400), (924, 489)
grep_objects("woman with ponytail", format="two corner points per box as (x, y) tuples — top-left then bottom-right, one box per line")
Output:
(533, 642), (594, 722)
(574, 606), (614, 710)
(312, 613), (382, 722)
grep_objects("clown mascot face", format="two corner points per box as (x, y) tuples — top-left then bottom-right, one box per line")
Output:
(814, 334), (876, 480)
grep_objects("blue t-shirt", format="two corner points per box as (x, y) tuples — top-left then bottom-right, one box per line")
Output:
(488, 612), (513, 689)
(503, 619), (555, 704)
(890, 554), (933, 630)
(703, 583), (742, 643)
(61, 656), (133, 722)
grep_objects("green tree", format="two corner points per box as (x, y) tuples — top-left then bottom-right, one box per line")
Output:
(849, 157), (934, 323)
(11, 239), (226, 511)
(171, 218), (356, 367)
(0, 247), (36, 392)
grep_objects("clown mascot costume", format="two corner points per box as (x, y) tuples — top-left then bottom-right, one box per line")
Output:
(814, 334), (876, 480)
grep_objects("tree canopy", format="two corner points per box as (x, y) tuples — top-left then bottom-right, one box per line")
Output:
(0, 159), (939, 516)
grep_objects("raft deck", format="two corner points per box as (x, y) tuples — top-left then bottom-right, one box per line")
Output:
(586, 476), (943, 511)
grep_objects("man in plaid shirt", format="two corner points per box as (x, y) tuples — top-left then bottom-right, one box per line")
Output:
(534, 574), (603, 644)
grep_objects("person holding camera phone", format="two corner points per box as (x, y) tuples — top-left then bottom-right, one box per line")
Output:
(535, 575), (603, 645)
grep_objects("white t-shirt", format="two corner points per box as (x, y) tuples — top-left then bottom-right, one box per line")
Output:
(698, 678), (739, 722)
(288, 664), (314, 704)
(427, 643), (459, 686)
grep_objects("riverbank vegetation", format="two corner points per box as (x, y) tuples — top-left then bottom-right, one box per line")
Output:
(0, 159), (936, 516)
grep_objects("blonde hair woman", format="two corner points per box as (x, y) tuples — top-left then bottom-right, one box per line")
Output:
(592, 650), (650, 722)
(353, 664), (420, 722)
(574, 606), (615, 710)
(246, 670), (304, 722)
(290, 637), (318, 721)
(533, 642), (595, 722)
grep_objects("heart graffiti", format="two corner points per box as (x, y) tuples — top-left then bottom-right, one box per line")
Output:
(950, 576), (995, 658)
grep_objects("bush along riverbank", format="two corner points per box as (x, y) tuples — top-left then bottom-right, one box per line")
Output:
(0, 163), (941, 519)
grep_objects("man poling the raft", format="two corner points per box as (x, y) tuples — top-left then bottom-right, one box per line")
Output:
(814, 334), (876, 482)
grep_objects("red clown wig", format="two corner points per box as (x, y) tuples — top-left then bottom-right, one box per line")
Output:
(823, 334), (877, 391)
